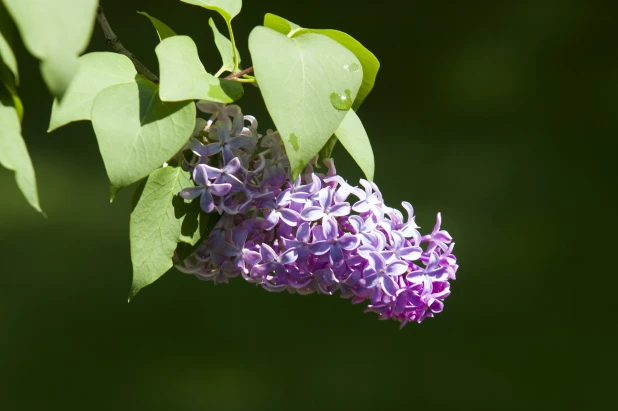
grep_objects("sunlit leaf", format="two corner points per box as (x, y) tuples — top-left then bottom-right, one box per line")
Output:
(249, 26), (363, 177)
(155, 35), (243, 103)
(3, 0), (98, 99)
(48, 52), (137, 132)
(0, 62), (22, 120)
(334, 109), (374, 181)
(137, 11), (177, 41)
(0, 20), (18, 84)
(129, 166), (209, 299)
(209, 17), (238, 74)
(296, 29), (378, 110)
(263, 13), (301, 36)
(0, 83), (41, 213)
(180, 0), (242, 21)
(264, 13), (379, 110)
(90, 77), (196, 197)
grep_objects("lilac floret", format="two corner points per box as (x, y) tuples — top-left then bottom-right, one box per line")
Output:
(175, 100), (459, 327)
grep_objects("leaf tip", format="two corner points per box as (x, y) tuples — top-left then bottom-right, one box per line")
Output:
(128, 287), (139, 303)
(109, 184), (122, 203)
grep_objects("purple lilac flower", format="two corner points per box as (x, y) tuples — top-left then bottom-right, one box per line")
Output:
(189, 119), (256, 164)
(175, 100), (459, 327)
(179, 164), (232, 213)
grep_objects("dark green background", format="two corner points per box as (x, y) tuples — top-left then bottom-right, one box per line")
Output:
(1, 1), (616, 409)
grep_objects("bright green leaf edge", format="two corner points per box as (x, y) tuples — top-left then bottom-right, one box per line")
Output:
(137, 11), (177, 41)
(249, 26), (363, 179)
(180, 0), (242, 21)
(209, 17), (239, 75)
(334, 109), (375, 181)
(264, 13), (379, 110)
(263, 13), (301, 36)
(294, 29), (379, 110)
(0, 26), (18, 84)
(0, 83), (42, 213)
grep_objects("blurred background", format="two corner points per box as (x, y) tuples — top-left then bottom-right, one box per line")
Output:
(1, 0), (616, 409)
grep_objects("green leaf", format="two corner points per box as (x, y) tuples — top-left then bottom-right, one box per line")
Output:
(3, 0), (98, 99)
(249, 26), (363, 177)
(295, 29), (378, 110)
(0, 83), (42, 213)
(90, 77), (196, 196)
(180, 0), (242, 21)
(48, 52), (137, 132)
(155, 35), (243, 103)
(137, 11), (177, 41)
(176, 211), (219, 261)
(129, 166), (205, 299)
(319, 135), (338, 159)
(263, 13), (301, 36)
(0, 22), (18, 84)
(263, 14), (379, 110)
(209, 17), (238, 75)
(334, 109), (374, 181)
(0, 61), (22, 120)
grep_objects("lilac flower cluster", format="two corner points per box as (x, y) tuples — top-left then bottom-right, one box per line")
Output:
(176, 100), (458, 326)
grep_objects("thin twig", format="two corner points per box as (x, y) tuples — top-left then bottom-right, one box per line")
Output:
(96, 6), (159, 84)
(225, 67), (254, 80)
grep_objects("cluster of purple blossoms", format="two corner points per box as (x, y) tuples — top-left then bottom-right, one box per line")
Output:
(176, 100), (458, 327)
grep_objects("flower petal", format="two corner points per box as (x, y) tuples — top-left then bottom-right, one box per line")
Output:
(296, 222), (311, 243)
(199, 190), (215, 213)
(279, 248), (298, 264)
(242, 250), (262, 265)
(209, 183), (232, 197)
(367, 252), (386, 273)
(227, 136), (258, 150)
(260, 243), (277, 262)
(179, 186), (204, 200)
(329, 244), (344, 266)
(280, 208), (301, 226)
(196, 100), (224, 114)
(300, 206), (324, 221)
(338, 234), (360, 250)
(329, 202), (351, 217)
(309, 241), (331, 255)
(386, 261), (409, 276)
(380, 275), (399, 296)
(399, 246), (422, 261)
(317, 188), (332, 210)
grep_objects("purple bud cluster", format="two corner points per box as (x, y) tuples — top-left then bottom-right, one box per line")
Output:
(176, 101), (458, 327)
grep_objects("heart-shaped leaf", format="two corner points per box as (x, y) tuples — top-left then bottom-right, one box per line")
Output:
(3, 0), (98, 99)
(249, 26), (363, 177)
(334, 109), (374, 181)
(155, 35), (243, 103)
(91, 77), (196, 196)
(130, 166), (211, 299)
(48, 52), (137, 132)
(264, 14), (379, 110)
